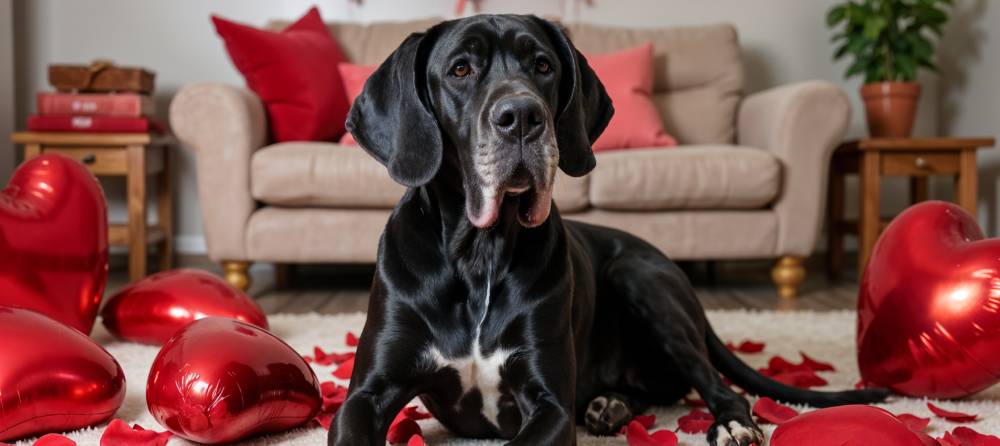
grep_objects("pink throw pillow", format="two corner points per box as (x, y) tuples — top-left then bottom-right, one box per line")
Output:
(337, 63), (377, 145)
(586, 43), (677, 151)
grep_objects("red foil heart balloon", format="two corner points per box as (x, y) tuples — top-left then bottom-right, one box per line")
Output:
(101, 269), (268, 345)
(147, 317), (321, 444)
(771, 405), (937, 446)
(858, 200), (1000, 398)
(0, 154), (108, 334)
(0, 306), (126, 442)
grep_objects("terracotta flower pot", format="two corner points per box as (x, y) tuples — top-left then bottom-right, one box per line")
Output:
(860, 82), (921, 138)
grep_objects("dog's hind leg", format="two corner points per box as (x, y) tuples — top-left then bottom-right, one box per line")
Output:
(604, 255), (764, 446)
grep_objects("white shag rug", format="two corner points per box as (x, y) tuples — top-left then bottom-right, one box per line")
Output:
(17, 310), (1000, 445)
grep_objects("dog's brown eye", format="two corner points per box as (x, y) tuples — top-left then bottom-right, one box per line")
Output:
(535, 58), (551, 74)
(451, 62), (470, 78)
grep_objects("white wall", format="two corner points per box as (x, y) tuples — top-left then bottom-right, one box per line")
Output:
(8, 0), (997, 254)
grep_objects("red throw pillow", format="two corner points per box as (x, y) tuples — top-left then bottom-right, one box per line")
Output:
(212, 7), (349, 142)
(337, 63), (377, 145)
(586, 43), (677, 151)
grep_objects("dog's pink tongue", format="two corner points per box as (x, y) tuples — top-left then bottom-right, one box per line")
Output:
(468, 191), (503, 229)
(518, 186), (553, 228)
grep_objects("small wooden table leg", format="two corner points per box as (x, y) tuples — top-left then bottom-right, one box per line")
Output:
(826, 167), (845, 279)
(956, 149), (978, 218)
(23, 143), (41, 160)
(127, 144), (147, 282)
(859, 151), (881, 277)
(157, 149), (174, 271)
(910, 177), (929, 204)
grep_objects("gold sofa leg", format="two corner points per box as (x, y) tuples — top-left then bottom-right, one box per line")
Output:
(223, 261), (252, 291)
(772, 256), (805, 299)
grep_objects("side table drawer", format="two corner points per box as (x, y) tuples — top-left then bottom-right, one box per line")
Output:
(881, 153), (960, 176)
(40, 147), (127, 175)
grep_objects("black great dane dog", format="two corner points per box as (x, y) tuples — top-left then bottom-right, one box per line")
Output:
(330, 14), (888, 446)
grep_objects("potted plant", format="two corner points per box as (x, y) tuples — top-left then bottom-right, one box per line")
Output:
(827, 0), (951, 137)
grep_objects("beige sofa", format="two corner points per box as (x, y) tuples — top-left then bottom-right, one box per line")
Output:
(171, 18), (850, 298)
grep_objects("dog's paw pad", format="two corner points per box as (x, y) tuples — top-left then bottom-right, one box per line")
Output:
(710, 420), (764, 446)
(584, 395), (632, 436)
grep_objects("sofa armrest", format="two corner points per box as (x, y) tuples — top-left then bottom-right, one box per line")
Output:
(170, 82), (267, 261)
(737, 80), (851, 257)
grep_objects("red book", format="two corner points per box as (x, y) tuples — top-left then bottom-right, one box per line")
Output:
(27, 115), (161, 133)
(36, 92), (154, 117)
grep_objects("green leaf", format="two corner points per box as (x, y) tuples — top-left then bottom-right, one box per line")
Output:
(845, 59), (868, 79)
(863, 16), (888, 39)
(827, 6), (847, 26)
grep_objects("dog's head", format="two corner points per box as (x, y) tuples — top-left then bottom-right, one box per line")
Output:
(347, 14), (612, 228)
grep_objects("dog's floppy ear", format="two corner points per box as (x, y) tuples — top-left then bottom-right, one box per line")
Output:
(346, 29), (442, 187)
(533, 18), (613, 177)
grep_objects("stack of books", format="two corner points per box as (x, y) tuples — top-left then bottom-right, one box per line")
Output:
(28, 62), (161, 133)
(29, 93), (159, 133)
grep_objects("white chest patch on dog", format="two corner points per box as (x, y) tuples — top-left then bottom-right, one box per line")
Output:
(427, 275), (513, 428)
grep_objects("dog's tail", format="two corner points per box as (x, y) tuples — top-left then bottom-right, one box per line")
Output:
(706, 326), (891, 407)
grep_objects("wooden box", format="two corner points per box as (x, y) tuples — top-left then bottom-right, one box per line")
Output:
(49, 63), (155, 94)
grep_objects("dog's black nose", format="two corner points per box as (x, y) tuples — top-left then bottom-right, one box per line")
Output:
(491, 96), (545, 142)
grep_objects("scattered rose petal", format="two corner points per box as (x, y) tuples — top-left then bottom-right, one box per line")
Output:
(939, 432), (963, 446)
(387, 418), (421, 444)
(895, 413), (930, 432)
(33, 434), (76, 446)
(401, 405), (432, 421)
(314, 381), (350, 430)
(676, 408), (715, 434)
(683, 396), (706, 407)
(406, 436), (427, 446)
(928, 402), (978, 423)
(752, 397), (799, 424)
(311, 346), (356, 366)
(769, 370), (828, 388)
(625, 420), (678, 446)
(735, 340), (766, 353)
(799, 352), (835, 372)
(633, 413), (656, 429)
(346, 332), (360, 347)
(100, 419), (172, 446)
(314, 411), (335, 430)
(948, 426), (1000, 446)
(332, 357), (355, 380)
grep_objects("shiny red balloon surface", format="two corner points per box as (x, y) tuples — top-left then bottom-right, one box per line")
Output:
(858, 201), (1000, 398)
(147, 317), (321, 444)
(771, 405), (937, 446)
(0, 306), (126, 442)
(101, 268), (268, 345)
(0, 154), (108, 334)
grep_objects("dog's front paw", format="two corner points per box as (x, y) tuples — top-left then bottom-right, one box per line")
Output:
(707, 418), (764, 446)
(584, 395), (633, 435)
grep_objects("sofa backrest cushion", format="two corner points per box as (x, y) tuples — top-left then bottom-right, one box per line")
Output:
(268, 18), (442, 65)
(564, 23), (743, 145)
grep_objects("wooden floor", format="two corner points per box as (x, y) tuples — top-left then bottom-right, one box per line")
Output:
(106, 255), (860, 314)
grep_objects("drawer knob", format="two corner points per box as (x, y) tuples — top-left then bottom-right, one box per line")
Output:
(915, 157), (927, 168)
(81, 154), (96, 164)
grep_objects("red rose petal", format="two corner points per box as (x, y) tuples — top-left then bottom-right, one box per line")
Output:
(401, 405), (432, 421)
(938, 432), (963, 446)
(683, 396), (707, 407)
(312, 346), (356, 366)
(633, 413), (656, 429)
(33, 434), (76, 446)
(928, 402), (978, 423)
(314, 411), (335, 430)
(625, 420), (678, 446)
(406, 436), (427, 446)
(738, 340), (766, 353)
(895, 413), (931, 432)
(950, 426), (1000, 446)
(752, 397), (799, 424)
(677, 408), (715, 434)
(725, 341), (737, 352)
(346, 332), (360, 347)
(313, 381), (350, 430)
(770, 370), (828, 388)
(387, 418), (422, 444)
(799, 352), (835, 372)
(100, 419), (172, 446)
(332, 357), (355, 379)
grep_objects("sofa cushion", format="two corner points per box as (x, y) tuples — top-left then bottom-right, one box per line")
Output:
(251, 142), (592, 212)
(267, 18), (443, 65)
(590, 145), (779, 211)
(566, 23), (743, 145)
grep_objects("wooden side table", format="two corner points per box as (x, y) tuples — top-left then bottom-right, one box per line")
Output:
(827, 137), (995, 278)
(11, 132), (174, 281)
